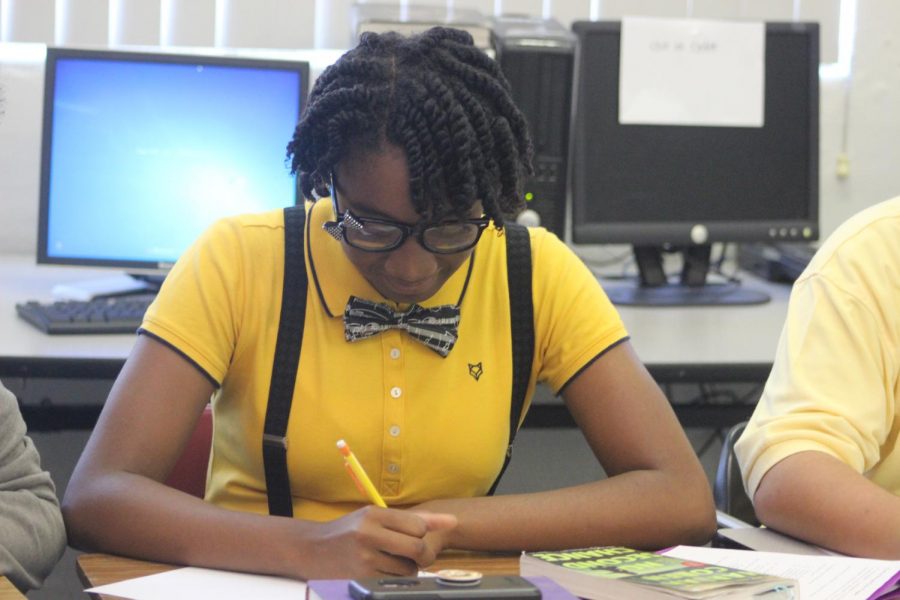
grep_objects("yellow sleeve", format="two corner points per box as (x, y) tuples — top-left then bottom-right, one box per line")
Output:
(530, 230), (629, 393)
(140, 217), (248, 385)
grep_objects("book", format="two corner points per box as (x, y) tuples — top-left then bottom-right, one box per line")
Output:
(519, 546), (798, 599)
(307, 575), (579, 600)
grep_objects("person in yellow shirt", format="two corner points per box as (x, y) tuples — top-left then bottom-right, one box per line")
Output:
(63, 27), (715, 579)
(736, 196), (900, 557)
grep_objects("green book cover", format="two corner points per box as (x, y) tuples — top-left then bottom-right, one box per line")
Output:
(520, 547), (796, 599)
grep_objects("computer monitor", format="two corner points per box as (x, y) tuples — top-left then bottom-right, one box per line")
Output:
(569, 21), (819, 306)
(37, 47), (309, 291)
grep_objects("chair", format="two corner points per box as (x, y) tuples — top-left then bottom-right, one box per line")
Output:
(714, 420), (759, 527)
(164, 404), (213, 498)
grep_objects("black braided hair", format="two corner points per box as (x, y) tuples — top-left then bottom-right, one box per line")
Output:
(286, 27), (534, 225)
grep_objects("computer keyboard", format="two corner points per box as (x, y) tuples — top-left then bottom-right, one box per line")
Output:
(15, 293), (157, 334)
(771, 242), (818, 267)
(738, 242), (817, 283)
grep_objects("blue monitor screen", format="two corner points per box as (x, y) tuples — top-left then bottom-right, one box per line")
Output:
(38, 48), (309, 270)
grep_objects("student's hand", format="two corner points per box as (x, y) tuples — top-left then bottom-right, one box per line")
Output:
(409, 511), (458, 567)
(404, 503), (460, 562)
(300, 506), (457, 578)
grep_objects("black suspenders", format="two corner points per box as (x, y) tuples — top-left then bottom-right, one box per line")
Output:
(488, 222), (534, 495)
(262, 208), (533, 515)
(262, 205), (308, 517)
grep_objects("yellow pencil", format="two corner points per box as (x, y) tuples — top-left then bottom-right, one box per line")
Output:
(337, 439), (387, 508)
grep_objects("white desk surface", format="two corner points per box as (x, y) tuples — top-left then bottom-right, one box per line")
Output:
(611, 278), (791, 368)
(0, 255), (139, 368)
(0, 254), (792, 376)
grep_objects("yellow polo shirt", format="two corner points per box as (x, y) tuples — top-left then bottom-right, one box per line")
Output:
(736, 196), (900, 500)
(141, 199), (627, 521)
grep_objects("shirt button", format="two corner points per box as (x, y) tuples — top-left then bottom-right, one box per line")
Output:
(390, 348), (401, 359)
(390, 387), (402, 398)
(389, 425), (401, 437)
(388, 463), (400, 474)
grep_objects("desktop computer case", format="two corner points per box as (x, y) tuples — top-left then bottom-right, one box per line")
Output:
(492, 17), (575, 238)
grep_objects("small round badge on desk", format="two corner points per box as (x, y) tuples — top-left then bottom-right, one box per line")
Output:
(435, 569), (483, 587)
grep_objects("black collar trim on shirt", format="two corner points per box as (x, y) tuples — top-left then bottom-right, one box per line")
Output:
(306, 204), (477, 318)
(455, 248), (476, 307)
(305, 203), (334, 317)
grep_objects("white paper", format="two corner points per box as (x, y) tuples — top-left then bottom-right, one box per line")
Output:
(663, 545), (900, 600)
(717, 527), (843, 556)
(86, 567), (308, 600)
(619, 17), (765, 127)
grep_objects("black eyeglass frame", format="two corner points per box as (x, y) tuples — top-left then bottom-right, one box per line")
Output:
(323, 174), (491, 254)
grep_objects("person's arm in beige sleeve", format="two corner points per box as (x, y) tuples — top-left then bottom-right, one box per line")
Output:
(0, 381), (67, 592)
(736, 201), (900, 558)
(753, 450), (900, 558)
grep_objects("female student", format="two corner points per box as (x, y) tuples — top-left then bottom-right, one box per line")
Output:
(63, 27), (715, 580)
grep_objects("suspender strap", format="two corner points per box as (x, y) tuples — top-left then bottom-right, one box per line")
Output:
(262, 205), (308, 517)
(488, 222), (534, 495)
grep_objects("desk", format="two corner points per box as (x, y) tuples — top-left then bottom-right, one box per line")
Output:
(77, 552), (520, 600)
(0, 256), (137, 380)
(1, 254), (792, 428)
(0, 256), (139, 429)
(0, 576), (25, 599)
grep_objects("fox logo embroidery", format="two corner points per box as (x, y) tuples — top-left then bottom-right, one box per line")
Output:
(468, 362), (483, 381)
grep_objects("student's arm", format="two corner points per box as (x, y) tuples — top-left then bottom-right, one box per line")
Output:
(754, 451), (900, 558)
(736, 236), (900, 558)
(414, 340), (717, 552)
(62, 335), (455, 580)
(0, 382), (66, 591)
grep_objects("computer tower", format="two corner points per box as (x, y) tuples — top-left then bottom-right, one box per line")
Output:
(353, 4), (493, 52)
(492, 17), (575, 238)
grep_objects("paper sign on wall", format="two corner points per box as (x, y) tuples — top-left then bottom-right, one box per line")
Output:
(619, 17), (765, 127)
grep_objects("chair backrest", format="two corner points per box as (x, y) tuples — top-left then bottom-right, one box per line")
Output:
(164, 404), (212, 498)
(714, 420), (759, 526)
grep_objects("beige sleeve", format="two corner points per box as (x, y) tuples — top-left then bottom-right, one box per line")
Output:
(0, 381), (67, 591)
(736, 272), (896, 500)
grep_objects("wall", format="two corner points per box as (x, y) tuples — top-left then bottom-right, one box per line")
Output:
(1, 0), (895, 258)
(0, 44), (45, 256)
(817, 1), (900, 237)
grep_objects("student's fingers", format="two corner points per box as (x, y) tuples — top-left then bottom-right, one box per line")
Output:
(370, 511), (457, 568)
(333, 507), (454, 571)
(351, 509), (439, 566)
(415, 511), (458, 532)
(413, 512), (457, 567)
(376, 508), (430, 537)
(377, 509), (457, 537)
(310, 509), (424, 578)
(375, 532), (435, 570)
(372, 553), (420, 577)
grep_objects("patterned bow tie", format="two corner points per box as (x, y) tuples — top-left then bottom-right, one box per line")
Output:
(343, 296), (460, 357)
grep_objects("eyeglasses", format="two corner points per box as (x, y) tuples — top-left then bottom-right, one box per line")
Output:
(323, 175), (491, 254)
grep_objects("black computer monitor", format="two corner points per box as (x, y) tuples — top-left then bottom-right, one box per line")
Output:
(37, 47), (309, 287)
(570, 21), (819, 306)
